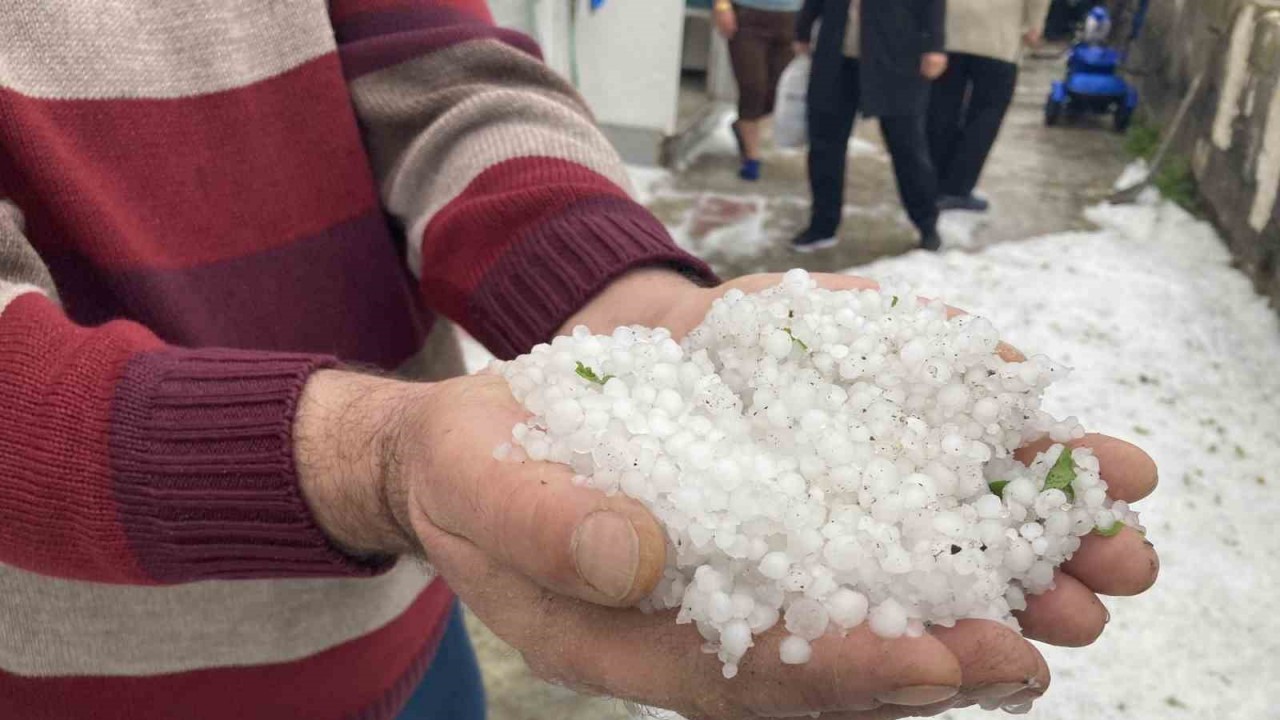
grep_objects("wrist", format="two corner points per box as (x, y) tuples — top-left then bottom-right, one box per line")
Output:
(557, 267), (703, 337)
(294, 370), (431, 559)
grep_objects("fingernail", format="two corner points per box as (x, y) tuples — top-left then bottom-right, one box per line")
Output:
(1002, 700), (1035, 715)
(1104, 606), (1111, 625)
(971, 683), (1029, 702)
(876, 685), (959, 707)
(572, 511), (640, 601)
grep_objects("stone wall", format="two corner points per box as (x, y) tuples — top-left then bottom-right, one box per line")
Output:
(1126, 0), (1280, 306)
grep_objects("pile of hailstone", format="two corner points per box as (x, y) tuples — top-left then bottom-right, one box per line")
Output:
(494, 270), (1142, 679)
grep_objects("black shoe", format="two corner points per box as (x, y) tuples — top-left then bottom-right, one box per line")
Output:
(938, 194), (990, 212)
(790, 229), (839, 253)
(920, 229), (942, 252)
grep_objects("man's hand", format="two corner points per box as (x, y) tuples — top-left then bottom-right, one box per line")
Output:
(921, 51), (949, 80)
(295, 270), (1159, 719)
(1023, 28), (1044, 47)
(713, 3), (737, 39)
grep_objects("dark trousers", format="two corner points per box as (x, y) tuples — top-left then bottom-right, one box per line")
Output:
(927, 53), (1018, 197)
(807, 57), (938, 238)
(395, 604), (486, 719)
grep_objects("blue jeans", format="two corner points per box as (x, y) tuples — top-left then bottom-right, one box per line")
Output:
(395, 604), (486, 719)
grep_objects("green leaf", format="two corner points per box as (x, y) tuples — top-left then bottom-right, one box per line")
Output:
(575, 361), (607, 385)
(988, 480), (1011, 497)
(1093, 521), (1124, 537)
(891, 296), (900, 307)
(1044, 448), (1077, 501)
(782, 327), (808, 351)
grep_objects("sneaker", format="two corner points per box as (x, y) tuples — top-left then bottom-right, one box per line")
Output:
(920, 229), (942, 252)
(790, 229), (839, 253)
(739, 158), (761, 182)
(937, 194), (990, 212)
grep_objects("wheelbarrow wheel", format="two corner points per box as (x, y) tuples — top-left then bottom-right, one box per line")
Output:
(1114, 105), (1134, 132)
(1045, 98), (1066, 126)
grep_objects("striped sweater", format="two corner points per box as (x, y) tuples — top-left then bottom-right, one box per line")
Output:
(0, 1), (712, 718)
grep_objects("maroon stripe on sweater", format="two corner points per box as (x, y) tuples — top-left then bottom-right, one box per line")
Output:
(416, 156), (715, 356)
(107, 346), (396, 582)
(328, 0), (491, 26)
(0, 294), (159, 584)
(0, 54), (378, 270)
(333, 3), (482, 42)
(470, 195), (717, 358)
(41, 209), (426, 367)
(337, 20), (541, 80)
(0, 584), (454, 720)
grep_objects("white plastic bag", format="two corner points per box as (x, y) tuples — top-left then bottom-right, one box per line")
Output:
(772, 55), (810, 150)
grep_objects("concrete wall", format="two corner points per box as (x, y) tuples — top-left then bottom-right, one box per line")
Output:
(1127, 0), (1280, 306)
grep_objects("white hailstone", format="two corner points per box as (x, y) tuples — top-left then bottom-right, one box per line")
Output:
(825, 588), (870, 629)
(868, 599), (909, 638)
(779, 635), (812, 665)
(784, 598), (830, 640)
(498, 273), (1132, 675)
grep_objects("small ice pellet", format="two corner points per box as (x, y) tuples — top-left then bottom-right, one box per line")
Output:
(825, 588), (870, 629)
(868, 600), (909, 638)
(779, 635), (812, 664)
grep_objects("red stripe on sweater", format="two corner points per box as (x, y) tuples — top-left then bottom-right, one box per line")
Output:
(0, 54), (379, 271)
(417, 156), (633, 328)
(0, 583), (455, 720)
(0, 293), (158, 583)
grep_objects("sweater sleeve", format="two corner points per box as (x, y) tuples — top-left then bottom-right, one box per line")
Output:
(920, 0), (947, 53)
(1024, 0), (1051, 34)
(0, 200), (387, 585)
(796, 0), (825, 43)
(330, 0), (716, 360)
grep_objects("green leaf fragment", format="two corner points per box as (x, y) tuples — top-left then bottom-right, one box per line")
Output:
(988, 480), (1011, 497)
(891, 296), (900, 307)
(574, 361), (608, 385)
(1044, 448), (1077, 501)
(782, 327), (808, 351)
(1093, 521), (1124, 537)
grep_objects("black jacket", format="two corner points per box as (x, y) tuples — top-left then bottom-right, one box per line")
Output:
(797, 0), (946, 117)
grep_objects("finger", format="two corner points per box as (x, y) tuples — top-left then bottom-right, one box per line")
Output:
(415, 375), (666, 606)
(1062, 526), (1159, 596)
(929, 620), (1049, 702)
(1015, 433), (1158, 503)
(424, 520), (962, 719)
(1015, 571), (1107, 646)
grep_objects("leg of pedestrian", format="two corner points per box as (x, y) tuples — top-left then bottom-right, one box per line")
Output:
(879, 113), (943, 251)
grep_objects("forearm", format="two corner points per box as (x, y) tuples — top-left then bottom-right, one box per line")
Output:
(796, 0), (824, 42)
(336, 0), (714, 359)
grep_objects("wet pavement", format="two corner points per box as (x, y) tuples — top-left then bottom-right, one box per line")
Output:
(469, 47), (1133, 720)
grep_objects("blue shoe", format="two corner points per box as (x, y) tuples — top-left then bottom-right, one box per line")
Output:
(739, 159), (761, 182)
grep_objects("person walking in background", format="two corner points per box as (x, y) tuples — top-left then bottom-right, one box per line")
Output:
(791, 0), (948, 253)
(713, 0), (803, 181)
(928, 0), (1051, 212)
